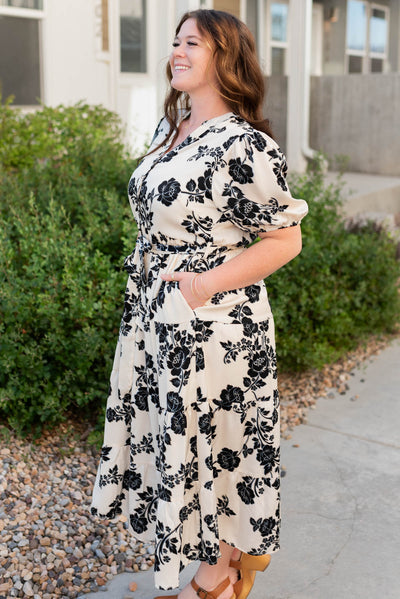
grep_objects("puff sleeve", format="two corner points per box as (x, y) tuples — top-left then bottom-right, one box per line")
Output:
(211, 130), (308, 235)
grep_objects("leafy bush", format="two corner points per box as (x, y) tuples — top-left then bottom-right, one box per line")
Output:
(0, 97), (135, 257)
(267, 157), (400, 370)
(0, 100), (138, 435)
(0, 100), (399, 434)
(0, 197), (126, 433)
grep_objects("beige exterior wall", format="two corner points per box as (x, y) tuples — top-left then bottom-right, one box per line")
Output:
(310, 73), (400, 175)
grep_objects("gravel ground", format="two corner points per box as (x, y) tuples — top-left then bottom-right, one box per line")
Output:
(0, 333), (396, 598)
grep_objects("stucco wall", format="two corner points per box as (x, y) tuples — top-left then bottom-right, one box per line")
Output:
(310, 73), (400, 175)
(42, 0), (110, 108)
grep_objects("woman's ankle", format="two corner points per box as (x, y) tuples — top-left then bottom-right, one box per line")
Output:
(230, 548), (241, 561)
(194, 572), (226, 590)
(195, 564), (231, 590)
(194, 575), (234, 599)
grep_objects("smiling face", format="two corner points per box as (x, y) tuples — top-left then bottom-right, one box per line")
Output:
(169, 18), (217, 96)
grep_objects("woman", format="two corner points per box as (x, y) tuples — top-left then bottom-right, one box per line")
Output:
(91, 9), (308, 599)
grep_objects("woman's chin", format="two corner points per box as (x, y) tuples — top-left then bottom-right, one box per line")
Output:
(171, 80), (190, 92)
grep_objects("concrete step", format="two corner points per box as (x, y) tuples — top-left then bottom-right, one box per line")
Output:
(325, 171), (400, 217)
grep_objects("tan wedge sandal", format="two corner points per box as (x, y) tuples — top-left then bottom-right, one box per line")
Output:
(154, 576), (236, 599)
(230, 553), (271, 599)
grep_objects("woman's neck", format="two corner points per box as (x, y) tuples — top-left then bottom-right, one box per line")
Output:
(185, 94), (231, 129)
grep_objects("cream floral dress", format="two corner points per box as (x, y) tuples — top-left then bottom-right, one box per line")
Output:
(91, 112), (308, 590)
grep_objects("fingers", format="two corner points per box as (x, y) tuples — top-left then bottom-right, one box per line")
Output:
(160, 271), (196, 282)
(160, 271), (182, 282)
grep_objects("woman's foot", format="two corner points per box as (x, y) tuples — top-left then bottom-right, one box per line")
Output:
(177, 575), (234, 599)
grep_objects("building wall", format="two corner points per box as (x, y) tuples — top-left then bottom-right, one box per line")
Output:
(309, 73), (400, 175)
(42, 0), (111, 108)
(3, 0), (399, 175)
(40, 0), (178, 153)
(116, 0), (169, 153)
(265, 71), (400, 176)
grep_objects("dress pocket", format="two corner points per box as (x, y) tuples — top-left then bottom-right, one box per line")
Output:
(153, 280), (196, 324)
(194, 282), (272, 324)
(175, 282), (197, 316)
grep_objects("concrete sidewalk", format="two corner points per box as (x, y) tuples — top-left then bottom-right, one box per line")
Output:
(79, 338), (400, 599)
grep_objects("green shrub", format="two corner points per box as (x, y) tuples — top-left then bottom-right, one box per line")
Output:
(0, 97), (135, 252)
(0, 99), (138, 435)
(267, 157), (400, 370)
(0, 196), (128, 433)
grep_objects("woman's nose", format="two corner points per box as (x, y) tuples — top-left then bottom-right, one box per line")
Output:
(172, 44), (185, 58)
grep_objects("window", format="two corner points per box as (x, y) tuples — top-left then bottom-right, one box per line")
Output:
(0, 2), (43, 105)
(270, 1), (289, 75)
(346, 1), (389, 73)
(0, 0), (42, 7)
(246, 0), (289, 75)
(120, 0), (146, 73)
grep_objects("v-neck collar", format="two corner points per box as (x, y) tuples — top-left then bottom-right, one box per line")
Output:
(157, 111), (235, 160)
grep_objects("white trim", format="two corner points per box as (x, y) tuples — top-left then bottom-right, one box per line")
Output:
(286, 0), (317, 171)
(94, 0), (112, 63)
(0, 5), (43, 18)
(166, 0), (176, 50)
(108, 0), (119, 111)
(40, 0), (48, 105)
(311, 2), (323, 76)
(119, 73), (150, 85)
(146, 0), (157, 78)
(240, 0), (247, 23)
(256, 0), (266, 71)
(270, 39), (286, 48)
(37, 14), (44, 104)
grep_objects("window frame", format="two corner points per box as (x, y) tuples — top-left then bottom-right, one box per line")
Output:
(0, 0), (44, 18)
(0, 0), (45, 106)
(266, 0), (289, 76)
(94, 0), (111, 62)
(345, 0), (390, 74)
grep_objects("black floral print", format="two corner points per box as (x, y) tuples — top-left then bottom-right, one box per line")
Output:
(157, 179), (181, 206)
(228, 157), (254, 184)
(91, 112), (307, 590)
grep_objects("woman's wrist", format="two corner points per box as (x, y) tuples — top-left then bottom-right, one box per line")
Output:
(195, 271), (218, 299)
(190, 273), (210, 302)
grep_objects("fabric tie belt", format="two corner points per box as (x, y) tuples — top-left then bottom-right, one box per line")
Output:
(125, 234), (245, 279)
(122, 234), (246, 324)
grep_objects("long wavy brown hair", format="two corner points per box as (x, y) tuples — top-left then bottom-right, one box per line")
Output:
(147, 9), (274, 157)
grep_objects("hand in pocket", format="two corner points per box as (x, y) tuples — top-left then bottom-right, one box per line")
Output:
(160, 271), (210, 309)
